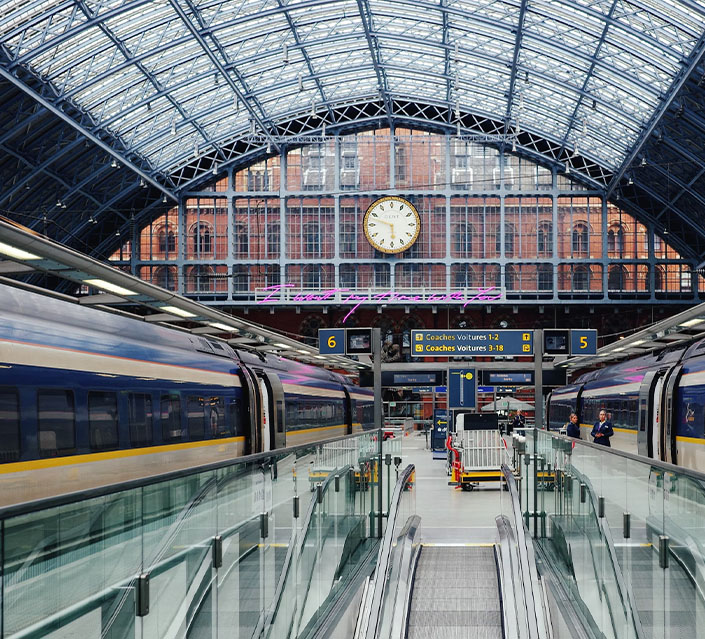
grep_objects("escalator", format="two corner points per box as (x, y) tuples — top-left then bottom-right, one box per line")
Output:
(358, 465), (550, 639)
(406, 546), (503, 639)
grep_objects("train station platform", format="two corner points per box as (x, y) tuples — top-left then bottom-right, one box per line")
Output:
(0, 428), (703, 639)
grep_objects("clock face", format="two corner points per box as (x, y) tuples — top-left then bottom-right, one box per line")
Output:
(363, 196), (420, 254)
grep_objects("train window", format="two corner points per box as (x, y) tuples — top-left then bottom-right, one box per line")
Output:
(227, 399), (241, 436)
(128, 394), (153, 446)
(37, 390), (76, 457)
(209, 397), (227, 437)
(187, 396), (205, 439)
(88, 392), (119, 451)
(0, 387), (20, 462)
(161, 394), (182, 442)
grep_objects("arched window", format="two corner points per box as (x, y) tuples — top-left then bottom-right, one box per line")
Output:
(505, 223), (516, 257)
(190, 265), (215, 292)
(234, 223), (249, 257)
(192, 223), (212, 256)
(453, 265), (477, 289)
(572, 223), (588, 255)
(340, 264), (357, 288)
(158, 229), (176, 254)
(233, 265), (249, 293)
(607, 224), (625, 255)
(396, 264), (420, 289)
(340, 223), (356, 257)
(608, 265), (628, 291)
(505, 265), (517, 291)
(572, 265), (590, 291)
(303, 264), (322, 288)
(303, 222), (320, 257)
(453, 223), (473, 256)
(266, 222), (280, 258)
(374, 264), (390, 289)
(654, 266), (664, 292)
(538, 222), (553, 256)
(538, 265), (552, 291)
(153, 266), (177, 291)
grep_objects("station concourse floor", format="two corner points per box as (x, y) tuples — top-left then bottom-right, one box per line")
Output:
(400, 431), (507, 544)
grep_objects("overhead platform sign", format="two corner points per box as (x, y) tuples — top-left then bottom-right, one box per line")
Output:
(448, 369), (476, 408)
(411, 330), (533, 357)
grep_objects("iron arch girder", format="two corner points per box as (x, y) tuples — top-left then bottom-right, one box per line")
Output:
(606, 36), (705, 198)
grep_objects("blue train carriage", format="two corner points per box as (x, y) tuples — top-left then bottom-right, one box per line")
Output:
(547, 384), (583, 432)
(0, 283), (371, 502)
(673, 351), (705, 471)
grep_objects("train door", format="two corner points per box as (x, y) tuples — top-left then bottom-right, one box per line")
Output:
(651, 375), (664, 460)
(258, 371), (286, 450)
(661, 364), (683, 464)
(259, 378), (271, 452)
(238, 364), (262, 455)
(343, 388), (353, 435)
(637, 371), (663, 458)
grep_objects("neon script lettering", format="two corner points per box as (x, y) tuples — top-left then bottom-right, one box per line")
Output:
(257, 284), (503, 322)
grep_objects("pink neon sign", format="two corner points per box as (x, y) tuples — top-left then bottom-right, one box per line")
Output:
(257, 284), (503, 322)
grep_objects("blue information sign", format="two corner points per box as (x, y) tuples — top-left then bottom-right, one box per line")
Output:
(570, 329), (598, 355)
(448, 368), (476, 408)
(411, 330), (533, 357)
(431, 410), (449, 451)
(318, 329), (345, 354)
(486, 371), (534, 385)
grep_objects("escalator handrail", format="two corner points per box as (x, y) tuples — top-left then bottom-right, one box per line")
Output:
(501, 464), (549, 639)
(496, 515), (526, 639)
(566, 466), (645, 639)
(361, 464), (416, 639)
(261, 463), (354, 637)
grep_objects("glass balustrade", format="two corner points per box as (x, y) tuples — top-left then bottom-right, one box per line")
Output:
(519, 429), (705, 639)
(0, 430), (387, 639)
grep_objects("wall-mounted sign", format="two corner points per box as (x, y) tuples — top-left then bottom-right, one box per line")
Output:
(484, 371), (534, 385)
(318, 329), (345, 354)
(411, 330), (533, 357)
(448, 369), (476, 408)
(570, 329), (598, 355)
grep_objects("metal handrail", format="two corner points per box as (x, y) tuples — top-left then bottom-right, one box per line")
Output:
(501, 464), (549, 639)
(261, 464), (354, 639)
(0, 430), (382, 520)
(495, 516), (525, 639)
(567, 466), (646, 639)
(359, 464), (416, 639)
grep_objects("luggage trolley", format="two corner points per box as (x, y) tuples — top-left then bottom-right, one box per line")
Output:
(449, 413), (510, 491)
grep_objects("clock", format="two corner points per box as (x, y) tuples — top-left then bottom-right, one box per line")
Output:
(363, 196), (420, 254)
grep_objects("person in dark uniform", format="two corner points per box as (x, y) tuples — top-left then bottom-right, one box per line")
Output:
(509, 410), (526, 435)
(565, 412), (581, 439)
(591, 410), (614, 446)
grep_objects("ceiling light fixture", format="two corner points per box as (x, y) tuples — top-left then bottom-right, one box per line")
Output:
(83, 279), (137, 296)
(0, 242), (40, 261)
(680, 318), (705, 327)
(160, 306), (197, 318)
(208, 322), (239, 332)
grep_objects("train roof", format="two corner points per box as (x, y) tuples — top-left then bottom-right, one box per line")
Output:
(0, 282), (352, 385)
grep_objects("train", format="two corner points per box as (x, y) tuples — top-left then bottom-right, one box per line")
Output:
(547, 337), (705, 470)
(0, 282), (374, 501)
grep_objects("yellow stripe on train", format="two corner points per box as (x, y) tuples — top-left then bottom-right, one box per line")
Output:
(0, 436), (246, 474)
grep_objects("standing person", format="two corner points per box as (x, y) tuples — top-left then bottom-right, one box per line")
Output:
(591, 409), (614, 446)
(565, 412), (581, 439)
(511, 410), (526, 434)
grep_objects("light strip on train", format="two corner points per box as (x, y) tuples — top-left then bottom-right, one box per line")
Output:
(0, 241), (40, 261)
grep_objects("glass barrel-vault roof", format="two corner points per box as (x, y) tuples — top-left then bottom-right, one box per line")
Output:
(1, 0), (705, 185)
